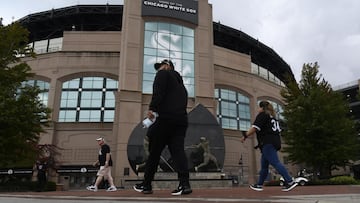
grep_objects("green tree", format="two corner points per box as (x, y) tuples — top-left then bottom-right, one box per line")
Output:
(280, 62), (359, 178)
(0, 22), (51, 167)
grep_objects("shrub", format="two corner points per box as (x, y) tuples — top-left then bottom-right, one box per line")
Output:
(329, 176), (357, 185)
(310, 176), (358, 185)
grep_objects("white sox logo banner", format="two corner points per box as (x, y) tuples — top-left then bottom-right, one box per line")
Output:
(142, 0), (198, 25)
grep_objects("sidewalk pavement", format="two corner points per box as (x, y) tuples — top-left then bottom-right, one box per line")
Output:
(1, 185), (360, 203)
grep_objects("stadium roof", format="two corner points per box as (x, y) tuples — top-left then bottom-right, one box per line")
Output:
(19, 5), (123, 40)
(18, 4), (295, 83)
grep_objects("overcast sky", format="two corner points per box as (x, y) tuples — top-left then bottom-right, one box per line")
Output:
(2, 0), (360, 88)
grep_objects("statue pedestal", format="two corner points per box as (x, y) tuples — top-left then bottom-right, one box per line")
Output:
(124, 172), (233, 189)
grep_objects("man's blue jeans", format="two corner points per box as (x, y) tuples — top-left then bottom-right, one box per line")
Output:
(257, 144), (292, 185)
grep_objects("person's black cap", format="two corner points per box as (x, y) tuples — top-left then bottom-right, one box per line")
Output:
(154, 59), (174, 70)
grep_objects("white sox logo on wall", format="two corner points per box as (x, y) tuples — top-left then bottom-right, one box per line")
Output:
(147, 30), (193, 90)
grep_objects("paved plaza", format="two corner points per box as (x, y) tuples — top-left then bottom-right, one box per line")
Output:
(1, 185), (360, 203)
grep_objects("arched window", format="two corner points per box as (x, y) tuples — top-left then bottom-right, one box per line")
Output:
(22, 80), (50, 106)
(142, 22), (195, 97)
(59, 77), (118, 122)
(215, 88), (251, 130)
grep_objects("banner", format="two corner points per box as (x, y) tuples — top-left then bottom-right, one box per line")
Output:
(142, 0), (198, 25)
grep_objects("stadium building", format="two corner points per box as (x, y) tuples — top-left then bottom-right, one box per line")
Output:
(334, 81), (360, 179)
(12, 0), (300, 188)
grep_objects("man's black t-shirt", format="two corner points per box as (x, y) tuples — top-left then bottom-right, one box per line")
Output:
(252, 111), (281, 150)
(98, 144), (113, 166)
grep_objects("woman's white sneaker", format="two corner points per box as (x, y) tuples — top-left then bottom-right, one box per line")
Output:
(282, 181), (298, 192)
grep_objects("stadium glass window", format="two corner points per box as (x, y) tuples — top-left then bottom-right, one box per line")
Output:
(59, 77), (118, 122)
(268, 72), (276, 83)
(251, 62), (259, 75)
(251, 62), (285, 87)
(215, 88), (251, 130)
(48, 37), (63, 52)
(21, 80), (50, 106)
(259, 66), (269, 80)
(142, 22), (195, 97)
(33, 40), (48, 54)
(31, 37), (63, 54)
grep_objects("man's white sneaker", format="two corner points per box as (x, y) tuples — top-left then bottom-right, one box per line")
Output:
(171, 185), (192, 196)
(106, 186), (117, 192)
(86, 185), (98, 192)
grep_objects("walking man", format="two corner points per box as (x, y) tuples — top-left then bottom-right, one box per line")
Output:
(133, 59), (192, 195)
(86, 137), (117, 192)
